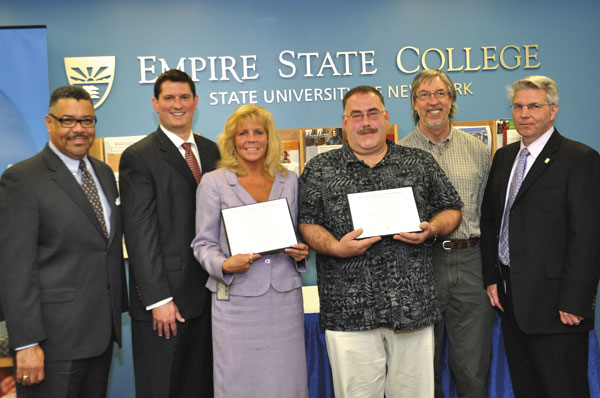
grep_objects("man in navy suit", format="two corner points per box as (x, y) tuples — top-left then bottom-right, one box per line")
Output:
(481, 75), (600, 397)
(120, 70), (219, 398)
(0, 85), (125, 398)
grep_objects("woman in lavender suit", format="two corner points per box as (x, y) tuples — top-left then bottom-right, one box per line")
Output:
(191, 104), (309, 398)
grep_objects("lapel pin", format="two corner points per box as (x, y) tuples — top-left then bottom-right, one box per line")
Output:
(544, 158), (550, 164)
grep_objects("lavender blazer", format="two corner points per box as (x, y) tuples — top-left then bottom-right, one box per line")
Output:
(192, 167), (305, 296)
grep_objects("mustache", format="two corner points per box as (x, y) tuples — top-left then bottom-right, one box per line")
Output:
(66, 133), (90, 140)
(357, 127), (377, 135)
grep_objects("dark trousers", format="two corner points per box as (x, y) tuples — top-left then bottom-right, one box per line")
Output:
(16, 343), (113, 398)
(498, 264), (589, 398)
(432, 246), (493, 398)
(132, 306), (213, 398)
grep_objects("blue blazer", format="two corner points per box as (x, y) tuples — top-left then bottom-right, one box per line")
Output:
(192, 167), (305, 296)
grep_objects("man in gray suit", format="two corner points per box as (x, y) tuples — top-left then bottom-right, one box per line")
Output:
(120, 69), (219, 398)
(0, 85), (125, 398)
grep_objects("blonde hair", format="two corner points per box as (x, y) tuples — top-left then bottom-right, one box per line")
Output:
(217, 104), (286, 178)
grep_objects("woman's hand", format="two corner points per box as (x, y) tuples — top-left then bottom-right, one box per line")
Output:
(222, 253), (261, 274)
(285, 243), (309, 262)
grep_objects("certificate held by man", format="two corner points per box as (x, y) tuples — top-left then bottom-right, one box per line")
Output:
(221, 198), (298, 255)
(347, 187), (422, 238)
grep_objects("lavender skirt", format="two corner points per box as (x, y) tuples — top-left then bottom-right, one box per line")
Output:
(211, 286), (308, 398)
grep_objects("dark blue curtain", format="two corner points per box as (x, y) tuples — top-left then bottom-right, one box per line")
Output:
(305, 312), (600, 398)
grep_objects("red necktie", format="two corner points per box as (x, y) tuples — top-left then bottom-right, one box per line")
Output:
(182, 142), (202, 184)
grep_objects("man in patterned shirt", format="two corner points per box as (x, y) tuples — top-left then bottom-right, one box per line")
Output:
(298, 85), (463, 398)
(400, 69), (493, 398)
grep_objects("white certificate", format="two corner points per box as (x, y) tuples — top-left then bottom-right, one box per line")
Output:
(347, 187), (422, 238)
(221, 198), (298, 255)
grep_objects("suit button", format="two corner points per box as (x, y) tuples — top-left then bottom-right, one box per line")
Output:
(265, 259), (271, 264)
(106, 283), (111, 289)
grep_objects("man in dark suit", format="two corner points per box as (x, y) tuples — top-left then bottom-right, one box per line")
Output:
(120, 69), (219, 398)
(0, 85), (125, 398)
(481, 75), (600, 397)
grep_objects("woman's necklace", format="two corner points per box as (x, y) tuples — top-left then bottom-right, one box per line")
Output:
(249, 177), (268, 193)
(255, 182), (268, 193)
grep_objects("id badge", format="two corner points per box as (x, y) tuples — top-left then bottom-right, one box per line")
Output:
(217, 281), (230, 301)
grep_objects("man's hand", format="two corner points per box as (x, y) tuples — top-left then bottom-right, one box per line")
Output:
(486, 284), (504, 312)
(334, 229), (381, 258)
(0, 370), (16, 394)
(393, 221), (434, 245)
(152, 301), (185, 339)
(299, 224), (379, 258)
(559, 310), (584, 326)
(16, 345), (44, 386)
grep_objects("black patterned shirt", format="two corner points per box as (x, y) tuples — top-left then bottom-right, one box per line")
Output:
(298, 142), (463, 331)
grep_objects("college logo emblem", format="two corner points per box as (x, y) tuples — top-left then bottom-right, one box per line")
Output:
(64, 56), (115, 109)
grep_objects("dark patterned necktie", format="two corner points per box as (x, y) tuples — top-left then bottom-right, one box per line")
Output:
(498, 147), (529, 265)
(182, 142), (202, 184)
(79, 160), (109, 238)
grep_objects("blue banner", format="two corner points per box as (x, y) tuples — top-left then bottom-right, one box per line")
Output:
(0, 26), (49, 171)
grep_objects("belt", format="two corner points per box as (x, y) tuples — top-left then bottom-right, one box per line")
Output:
(432, 238), (479, 250)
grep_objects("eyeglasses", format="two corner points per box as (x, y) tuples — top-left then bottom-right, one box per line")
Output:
(413, 90), (451, 101)
(345, 109), (385, 123)
(511, 103), (553, 112)
(49, 113), (97, 128)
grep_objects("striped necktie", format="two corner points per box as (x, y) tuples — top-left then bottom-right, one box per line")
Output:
(498, 147), (529, 265)
(182, 142), (202, 184)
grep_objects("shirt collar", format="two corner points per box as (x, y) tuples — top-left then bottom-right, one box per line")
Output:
(48, 141), (89, 175)
(342, 140), (396, 166)
(520, 126), (554, 160)
(414, 124), (454, 146)
(160, 124), (195, 149)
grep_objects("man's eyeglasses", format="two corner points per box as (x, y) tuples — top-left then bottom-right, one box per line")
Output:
(413, 90), (451, 101)
(511, 103), (553, 112)
(345, 110), (385, 123)
(49, 113), (97, 128)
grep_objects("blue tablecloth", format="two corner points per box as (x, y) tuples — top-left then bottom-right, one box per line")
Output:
(304, 312), (600, 398)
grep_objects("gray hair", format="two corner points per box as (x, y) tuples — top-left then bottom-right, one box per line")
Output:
(507, 75), (559, 105)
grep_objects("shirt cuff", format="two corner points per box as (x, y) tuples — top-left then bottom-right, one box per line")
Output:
(15, 343), (39, 351)
(146, 297), (173, 311)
